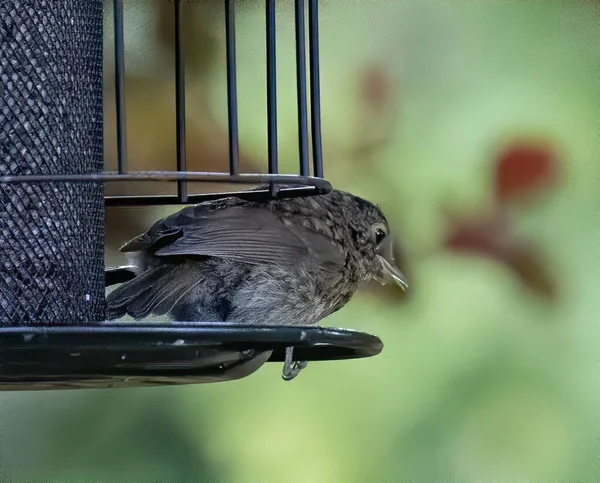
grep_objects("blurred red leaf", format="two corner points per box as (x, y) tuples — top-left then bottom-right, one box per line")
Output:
(441, 139), (561, 302)
(494, 141), (558, 204)
(508, 247), (557, 301)
(444, 212), (557, 301)
(445, 212), (511, 261)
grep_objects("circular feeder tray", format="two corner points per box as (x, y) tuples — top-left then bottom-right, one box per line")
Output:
(0, 323), (383, 390)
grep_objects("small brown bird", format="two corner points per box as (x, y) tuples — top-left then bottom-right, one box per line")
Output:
(106, 188), (407, 325)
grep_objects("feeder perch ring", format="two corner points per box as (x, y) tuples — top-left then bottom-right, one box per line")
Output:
(0, 324), (383, 390)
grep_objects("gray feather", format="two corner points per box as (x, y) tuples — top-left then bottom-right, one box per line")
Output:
(106, 264), (177, 319)
(125, 206), (344, 268)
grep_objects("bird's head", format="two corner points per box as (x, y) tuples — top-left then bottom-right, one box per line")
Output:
(365, 215), (408, 291)
(332, 191), (408, 291)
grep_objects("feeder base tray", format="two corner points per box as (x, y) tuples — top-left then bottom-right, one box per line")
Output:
(0, 323), (383, 390)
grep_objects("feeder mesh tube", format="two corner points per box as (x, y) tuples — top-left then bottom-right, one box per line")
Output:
(0, 0), (105, 324)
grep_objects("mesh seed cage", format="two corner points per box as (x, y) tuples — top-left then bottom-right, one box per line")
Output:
(0, 0), (383, 390)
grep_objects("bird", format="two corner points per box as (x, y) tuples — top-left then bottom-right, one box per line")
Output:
(105, 187), (407, 381)
(106, 188), (407, 324)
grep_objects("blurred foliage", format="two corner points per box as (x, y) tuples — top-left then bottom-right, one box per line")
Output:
(2, 390), (222, 482)
(2, 0), (599, 481)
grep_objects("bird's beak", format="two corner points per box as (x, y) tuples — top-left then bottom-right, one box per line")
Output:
(374, 238), (408, 290)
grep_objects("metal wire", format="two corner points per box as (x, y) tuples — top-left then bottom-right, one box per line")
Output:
(104, 185), (329, 207)
(174, 0), (188, 203)
(0, 172), (331, 207)
(225, 0), (240, 177)
(294, 0), (310, 177)
(308, 0), (323, 178)
(113, 0), (127, 174)
(0, 172), (331, 185)
(266, 0), (278, 175)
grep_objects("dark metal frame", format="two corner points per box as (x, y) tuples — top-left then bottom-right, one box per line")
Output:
(0, 0), (331, 205)
(0, 324), (382, 390)
(0, 0), (384, 389)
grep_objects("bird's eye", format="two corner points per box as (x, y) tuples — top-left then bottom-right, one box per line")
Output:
(375, 228), (386, 244)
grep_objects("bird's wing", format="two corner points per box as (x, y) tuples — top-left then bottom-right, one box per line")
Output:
(121, 205), (345, 268)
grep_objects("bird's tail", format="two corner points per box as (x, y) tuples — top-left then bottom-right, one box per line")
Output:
(106, 264), (193, 320)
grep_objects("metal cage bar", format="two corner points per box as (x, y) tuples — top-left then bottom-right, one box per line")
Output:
(225, 0), (240, 178)
(113, 0), (127, 174)
(294, 0), (310, 177)
(266, 0), (278, 175)
(174, 0), (188, 203)
(308, 0), (323, 178)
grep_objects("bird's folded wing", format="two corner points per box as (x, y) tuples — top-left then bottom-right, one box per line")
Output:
(125, 206), (345, 268)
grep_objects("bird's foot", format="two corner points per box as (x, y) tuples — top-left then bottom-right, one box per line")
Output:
(282, 346), (308, 381)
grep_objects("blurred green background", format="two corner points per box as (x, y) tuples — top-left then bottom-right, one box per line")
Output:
(2, 0), (599, 481)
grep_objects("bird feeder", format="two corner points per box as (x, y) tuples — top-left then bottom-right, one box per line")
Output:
(0, 0), (383, 390)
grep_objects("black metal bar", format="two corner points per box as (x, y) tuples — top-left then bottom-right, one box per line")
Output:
(174, 0), (188, 203)
(266, 0), (278, 175)
(0, 171), (332, 185)
(225, 0), (240, 176)
(103, 184), (331, 207)
(294, 0), (309, 177)
(308, 0), (323, 178)
(114, 0), (127, 174)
